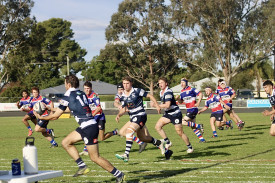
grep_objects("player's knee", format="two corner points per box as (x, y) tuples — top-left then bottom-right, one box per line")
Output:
(270, 131), (275, 136)
(61, 139), (70, 149)
(155, 123), (162, 131)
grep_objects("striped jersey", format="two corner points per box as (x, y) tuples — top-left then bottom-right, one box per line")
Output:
(180, 86), (200, 112)
(267, 89), (275, 106)
(29, 95), (52, 115)
(205, 93), (223, 113)
(160, 87), (181, 116)
(86, 91), (105, 121)
(217, 86), (235, 104)
(19, 96), (31, 109)
(121, 87), (147, 118)
(114, 93), (123, 102)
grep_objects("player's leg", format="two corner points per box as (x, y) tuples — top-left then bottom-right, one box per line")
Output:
(231, 110), (245, 130)
(119, 121), (145, 146)
(98, 119), (118, 141)
(270, 123), (275, 136)
(174, 124), (193, 153)
(86, 144), (125, 181)
(35, 119), (57, 147)
(22, 114), (34, 136)
(155, 116), (171, 154)
(210, 116), (218, 137)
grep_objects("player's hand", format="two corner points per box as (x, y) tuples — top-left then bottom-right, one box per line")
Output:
(262, 110), (270, 116)
(156, 105), (161, 114)
(150, 101), (155, 108)
(115, 115), (120, 123)
(33, 110), (41, 119)
(175, 95), (180, 100)
(224, 105), (230, 110)
(198, 111), (202, 114)
(194, 103), (199, 108)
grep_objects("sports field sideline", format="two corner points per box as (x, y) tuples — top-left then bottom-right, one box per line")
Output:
(1, 112), (275, 182)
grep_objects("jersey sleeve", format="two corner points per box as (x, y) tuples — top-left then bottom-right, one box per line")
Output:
(163, 91), (173, 102)
(192, 88), (201, 96)
(42, 97), (52, 105)
(114, 94), (120, 101)
(205, 100), (209, 107)
(92, 94), (101, 107)
(58, 96), (69, 111)
(137, 88), (148, 97)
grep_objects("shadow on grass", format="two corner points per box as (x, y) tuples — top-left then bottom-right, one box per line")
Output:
(138, 148), (275, 182)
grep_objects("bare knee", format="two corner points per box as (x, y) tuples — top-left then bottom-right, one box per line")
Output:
(155, 123), (162, 131)
(270, 131), (275, 136)
(61, 139), (71, 149)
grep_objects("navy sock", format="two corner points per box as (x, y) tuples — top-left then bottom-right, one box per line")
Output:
(75, 158), (86, 168)
(111, 167), (122, 177)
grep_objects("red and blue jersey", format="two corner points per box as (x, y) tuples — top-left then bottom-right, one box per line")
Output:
(180, 86), (200, 113)
(205, 93), (223, 114)
(216, 86), (222, 95)
(29, 95), (52, 115)
(19, 96), (31, 109)
(114, 93), (123, 102)
(217, 86), (235, 104)
(87, 91), (105, 121)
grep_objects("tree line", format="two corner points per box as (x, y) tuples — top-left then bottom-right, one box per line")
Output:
(0, 0), (274, 98)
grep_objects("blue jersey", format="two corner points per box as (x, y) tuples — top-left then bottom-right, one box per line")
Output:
(59, 88), (96, 129)
(180, 86), (200, 113)
(29, 95), (51, 115)
(19, 96), (31, 109)
(205, 93), (223, 114)
(87, 91), (105, 121)
(160, 87), (181, 116)
(121, 87), (147, 118)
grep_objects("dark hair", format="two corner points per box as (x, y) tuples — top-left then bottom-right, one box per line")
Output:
(21, 90), (29, 96)
(263, 80), (273, 87)
(31, 87), (39, 93)
(158, 77), (168, 84)
(65, 74), (79, 88)
(218, 79), (224, 84)
(117, 83), (123, 89)
(84, 81), (92, 88)
(122, 76), (132, 83)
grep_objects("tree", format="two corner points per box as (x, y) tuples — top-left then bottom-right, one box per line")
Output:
(170, 0), (275, 85)
(104, 0), (180, 94)
(0, 0), (35, 92)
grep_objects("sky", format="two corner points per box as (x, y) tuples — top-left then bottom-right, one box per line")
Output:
(31, 0), (124, 61)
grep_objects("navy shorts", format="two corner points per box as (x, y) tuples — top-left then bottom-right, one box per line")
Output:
(186, 109), (198, 120)
(37, 119), (49, 128)
(223, 103), (233, 110)
(27, 113), (36, 120)
(163, 112), (182, 125)
(97, 119), (106, 130)
(210, 113), (223, 121)
(75, 124), (99, 145)
(130, 114), (147, 129)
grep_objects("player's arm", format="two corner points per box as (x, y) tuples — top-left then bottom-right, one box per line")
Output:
(34, 108), (64, 120)
(195, 92), (203, 107)
(146, 93), (161, 114)
(115, 107), (127, 123)
(220, 99), (230, 110)
(263, 105), (275, 116)
(229, 93), (236, 102)
(92, 106), (102, 116)
(198, 106), (208, 114)
(175, 94), (183, 103)
(114, 100), (122, 109)
(159, 101), (171, 109)
(16, 101), (21, 109)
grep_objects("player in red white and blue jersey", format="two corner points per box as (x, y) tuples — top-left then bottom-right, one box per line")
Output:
(262, 80), (275, 136)
(176, 78), (206, 143)
(154, 77), (193, 156)
(115, 76), (168, 162)
(16, 90), (35, 136)
(114, 83), (124, 109)
(27, 87), (57, 147)
(198, 87), (232, 137)
(79, 81), (118, 156)
(33, 75), (125, 181)
(218, 80), (245, 130)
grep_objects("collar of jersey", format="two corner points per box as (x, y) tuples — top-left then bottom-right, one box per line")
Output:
(181, 86), (190, 92)
(64, 87), (79, 96)
(160, 86), (169, 96)
(122, 87), (134, 97)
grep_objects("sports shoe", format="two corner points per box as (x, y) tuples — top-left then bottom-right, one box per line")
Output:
(165, 150), (173, 160)
(116, 172), (126, 183)
(187, 148), (194, 153)
(212, 135), (218, 138)
(139, 142), (147, 153)
(159, 139), (166, 155)
(199, 124), (204, 134)
(79, 151), (89, 156)
(114, 128), (120, 136)
(237, 121), (245, 130)
(49, 129), (55, 137)
(199, 139), (206, 143)
(115, 154), (129, 162)
(165, 141), (172, 150)
(28, 130), (33, 136)
(73, 166), (90, 177)
(50, 143), (58, 148)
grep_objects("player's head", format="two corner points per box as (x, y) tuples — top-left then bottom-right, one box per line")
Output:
(31, 87), (39, 98)
(122, 76), (133, 91)
(180, 78), (188, 88)
(205, 87), (212, 96)
(117, 83), (124, 94)
(263, 80), (273, 95)
(65, 74), (79, 90)
(83, 81), (92, 95)
(21, 90), (29, 98)
(218, 79), (224, 85)
(220, 81), (226, 89)
(158, 77), (168, 90)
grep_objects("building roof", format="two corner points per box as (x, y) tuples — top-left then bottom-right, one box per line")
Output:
(41, 81), (117, 96)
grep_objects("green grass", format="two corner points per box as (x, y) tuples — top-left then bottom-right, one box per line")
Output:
(1, 113), (275, 182)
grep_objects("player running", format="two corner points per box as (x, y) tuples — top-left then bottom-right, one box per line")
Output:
(217, 80), (245, 130)
(79, 81), (119, 156)
(198, 87), (232, 137)
(115, 76), (169, 162)
(114, 83), (147, 153)
(262, 80), (275, 136)
(154, 77), (193, 155)
(176, 78), (206, 142)
(16, 90), (35, 136)
(33, 75), (125, 182)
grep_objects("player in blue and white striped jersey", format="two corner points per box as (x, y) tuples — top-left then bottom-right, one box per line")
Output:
(154, 77), (193, 157)
(262, 80), (275, 136)
(115, 76), (167, 162)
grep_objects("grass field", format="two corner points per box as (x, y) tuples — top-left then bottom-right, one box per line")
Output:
(1, 113), (275, 182)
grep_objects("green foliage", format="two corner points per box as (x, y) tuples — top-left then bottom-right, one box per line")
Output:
(0, 86), (26, 102)
(200, 80), (217, 92)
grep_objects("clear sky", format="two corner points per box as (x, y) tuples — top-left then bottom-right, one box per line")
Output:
(31, 0), (124, 61)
